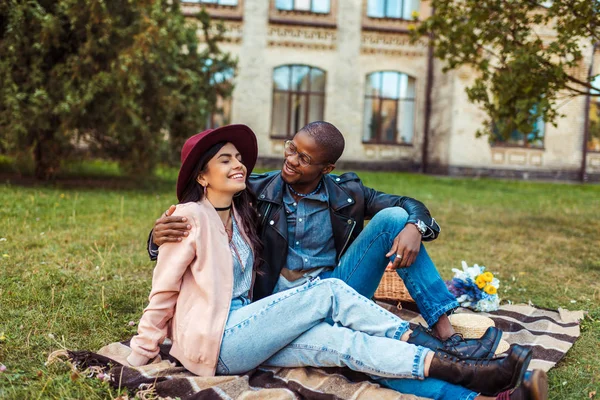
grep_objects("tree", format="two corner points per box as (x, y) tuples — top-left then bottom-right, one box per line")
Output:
(415, 0), (600, 142)
(0, 0), (235, 179)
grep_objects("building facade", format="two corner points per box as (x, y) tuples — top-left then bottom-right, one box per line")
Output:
(185, 0), (600, 182)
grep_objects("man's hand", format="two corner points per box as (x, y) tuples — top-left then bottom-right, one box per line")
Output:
(385, 224), (422, 269)
(153, 205), (191, 247)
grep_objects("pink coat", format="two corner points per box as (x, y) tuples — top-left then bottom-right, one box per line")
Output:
(127, 200), (255, 376)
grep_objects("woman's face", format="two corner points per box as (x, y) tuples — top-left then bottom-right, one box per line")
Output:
(198, 142), (247, 197)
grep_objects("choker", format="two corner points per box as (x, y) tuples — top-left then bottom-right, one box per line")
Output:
(287, 180), (322, 198)
(214, 204), (232, 211)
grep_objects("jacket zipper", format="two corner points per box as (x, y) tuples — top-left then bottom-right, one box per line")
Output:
(338, 220), (356, 261)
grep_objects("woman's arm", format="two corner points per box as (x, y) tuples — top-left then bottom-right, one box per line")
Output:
(128, 207), (198, 366)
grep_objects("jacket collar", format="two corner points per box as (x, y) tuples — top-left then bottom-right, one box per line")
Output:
(258, 172), (354, 212)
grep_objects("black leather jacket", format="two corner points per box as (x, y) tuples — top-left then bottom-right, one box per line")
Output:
(250, 171), (440, 300)
(147, 171), (440, 300)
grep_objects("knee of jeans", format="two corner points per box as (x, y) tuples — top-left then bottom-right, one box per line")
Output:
(371, 207), (409, 229)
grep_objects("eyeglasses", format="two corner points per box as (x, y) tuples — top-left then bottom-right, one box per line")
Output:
(284, 140), (328, 167)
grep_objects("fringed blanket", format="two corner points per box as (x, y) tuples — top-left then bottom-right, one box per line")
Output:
(49, 303), (583, 400)
(49, 341), (423, 400)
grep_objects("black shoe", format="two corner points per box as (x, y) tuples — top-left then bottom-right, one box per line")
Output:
(428, 344), (532, 396)
(496, 370), (548, 400)
(407, 324), (502, 359)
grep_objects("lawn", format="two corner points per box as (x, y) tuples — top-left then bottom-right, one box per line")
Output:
(0, 166), (599, 399)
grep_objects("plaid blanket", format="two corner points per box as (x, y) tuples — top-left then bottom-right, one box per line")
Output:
(50, 303), (582, 399)
(382, 302), (584, 372)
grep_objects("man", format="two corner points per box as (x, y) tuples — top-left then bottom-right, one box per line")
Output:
(149, 121), (548, 400)
(151, 121), (460, 339)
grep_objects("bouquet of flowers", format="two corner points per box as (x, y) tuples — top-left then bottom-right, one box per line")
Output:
(445, 261), (500, 312)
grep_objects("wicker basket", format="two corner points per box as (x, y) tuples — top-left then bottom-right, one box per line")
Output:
(374, 269), (415, 303)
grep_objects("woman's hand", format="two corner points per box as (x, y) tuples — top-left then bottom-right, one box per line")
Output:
(153, 205), (192, 246)
(385, 224), (422, 269)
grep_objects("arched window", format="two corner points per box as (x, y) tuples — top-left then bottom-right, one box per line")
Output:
(271, 65), (326, 138)
(363, 71), (415, 144)
(492, 104), (545, 148)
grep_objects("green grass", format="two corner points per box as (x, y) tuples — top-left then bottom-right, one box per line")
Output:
(0, 164), (599, 399)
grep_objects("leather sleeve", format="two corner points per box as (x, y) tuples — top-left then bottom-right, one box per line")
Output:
(362, 184), (441, 241)
(147, 229), (158, 261)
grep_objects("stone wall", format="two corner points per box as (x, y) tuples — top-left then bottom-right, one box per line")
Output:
(186, 0), (595, 182)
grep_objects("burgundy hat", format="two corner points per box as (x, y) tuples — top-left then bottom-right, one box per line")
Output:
(176, 124), (258, 201)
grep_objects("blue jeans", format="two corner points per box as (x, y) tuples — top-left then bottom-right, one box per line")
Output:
(217, 278), (431, 379)
(314, 208), (475, 400)
(320, 207), (459, 328)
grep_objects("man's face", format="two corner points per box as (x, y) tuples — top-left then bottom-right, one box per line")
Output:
(281, 130), (332, 187)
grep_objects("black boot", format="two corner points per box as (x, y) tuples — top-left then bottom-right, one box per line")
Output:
(407, 324), (502, 359)
(496, 370), (548, 400)
(428, 344), (532, 396)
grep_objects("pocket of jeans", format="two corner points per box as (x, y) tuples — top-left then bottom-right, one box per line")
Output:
(216, 356), (230, 375)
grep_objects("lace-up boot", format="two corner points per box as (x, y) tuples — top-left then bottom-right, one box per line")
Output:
(428, 344), (532, 396)
(407, 324), (502, 359)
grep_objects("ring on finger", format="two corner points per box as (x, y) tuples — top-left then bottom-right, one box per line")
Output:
(396, 253), (402, 259)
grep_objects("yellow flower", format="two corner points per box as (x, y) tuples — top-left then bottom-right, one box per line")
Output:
(484, 285), (497, 295)
(481, 272), (494, 282)
(475, 276), (487, 289)
(60, 193), (65, 199)
(411, 10), (420, 19)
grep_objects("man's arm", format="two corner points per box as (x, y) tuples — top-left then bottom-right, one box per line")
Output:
(362, 186), (440, 241)
(147, 205), (192, 261)
(360, 183), (440, 269)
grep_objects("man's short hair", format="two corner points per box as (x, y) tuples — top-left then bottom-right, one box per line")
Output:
(300, 121), (345, 164)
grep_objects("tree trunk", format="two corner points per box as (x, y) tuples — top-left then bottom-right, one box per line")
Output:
(34, 129), (61, 180)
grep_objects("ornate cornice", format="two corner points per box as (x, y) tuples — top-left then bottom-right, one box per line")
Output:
(182, 0), (244, 21)
(267, 24), (337, 51)
(360, 31), (428, 57)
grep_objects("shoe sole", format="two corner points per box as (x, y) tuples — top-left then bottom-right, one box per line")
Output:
(528, 370), (549, 400)
(509, 346), (533, 391)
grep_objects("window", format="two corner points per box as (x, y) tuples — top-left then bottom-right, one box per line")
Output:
(205, 67), (235, 130)
(588, 75), (600, 152)
(271, 65), (326, 138)
(187, 0), (238, 5)
(492, 106), (545, 148)
(367, 0), (419, 19)
(275, 0), (331, 14)
(363, 71), (415, 144)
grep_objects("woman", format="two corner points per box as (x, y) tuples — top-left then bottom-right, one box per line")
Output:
(127, 125), (546, 400)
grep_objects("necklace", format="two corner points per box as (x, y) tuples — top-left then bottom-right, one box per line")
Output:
(287, 180), (322, 198)
(214, 204), (232, 211)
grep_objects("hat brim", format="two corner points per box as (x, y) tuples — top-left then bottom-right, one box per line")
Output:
(176, 124), (258, 201)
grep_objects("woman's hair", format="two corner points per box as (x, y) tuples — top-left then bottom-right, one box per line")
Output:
(179, 142), (264, 273)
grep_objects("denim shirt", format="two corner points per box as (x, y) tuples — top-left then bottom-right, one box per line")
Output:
(283, 182), (336, 271)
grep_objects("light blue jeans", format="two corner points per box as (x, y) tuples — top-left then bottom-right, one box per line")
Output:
(217, 278), (431, 380)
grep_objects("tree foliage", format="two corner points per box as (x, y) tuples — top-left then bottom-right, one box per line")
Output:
(415, 0), (600, 142)
(0, 0), (235, 179)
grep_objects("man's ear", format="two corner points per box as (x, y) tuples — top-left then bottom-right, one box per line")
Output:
(321, 164), (335, 175)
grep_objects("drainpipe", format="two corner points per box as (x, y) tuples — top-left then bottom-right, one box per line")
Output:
(421, 6), (435, 173)
(580, 42), (597, 183)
